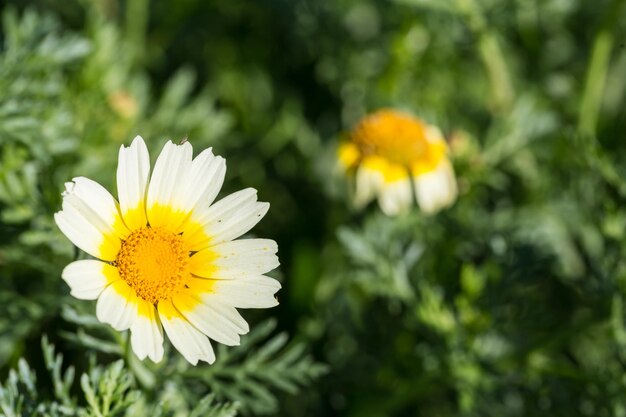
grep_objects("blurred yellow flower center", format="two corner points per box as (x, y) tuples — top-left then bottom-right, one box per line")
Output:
(351, 110), (430, 166)
(116, 227), (190, 304)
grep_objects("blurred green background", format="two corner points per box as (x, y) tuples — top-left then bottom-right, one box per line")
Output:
(1, 0), (626, 416)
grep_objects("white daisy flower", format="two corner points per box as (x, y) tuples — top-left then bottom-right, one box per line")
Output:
(338, 109), (458, 216)
(55, 136), (280, 365)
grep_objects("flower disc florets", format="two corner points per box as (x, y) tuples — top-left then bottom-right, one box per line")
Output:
(116, 227), (190, 304)
(350, 109), (430, 166)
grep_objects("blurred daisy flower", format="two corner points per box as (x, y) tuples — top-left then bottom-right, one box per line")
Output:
(338, 109), (457, 216)
(55, 136), (280, 365)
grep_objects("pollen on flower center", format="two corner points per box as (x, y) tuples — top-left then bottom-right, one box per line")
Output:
(350, 109), (430, 166)
(116, 227), (190, 304)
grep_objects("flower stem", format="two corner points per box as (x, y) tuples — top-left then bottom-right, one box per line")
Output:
(578, 0), (626, 136)
(455, 0), (515, 114)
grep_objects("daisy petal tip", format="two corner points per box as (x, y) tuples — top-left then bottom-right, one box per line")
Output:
(257, 202), (270, 217)
(149, 350), (164, 363)
(171, 138), (192, 151)
(53, 210), (66, 229)
(243, 187), (258, 198)
(133, 350), (147, 361)
(242, 322), (251, 334)
(68, 290), (84, 299)
(62, 181), (75, 195)
(53, 211), (65, 230)
(66, 285), (99, 300)
(62, 261), (110, 300)
(259, 297), (279, 309)
(198, 351), (218, 365)
(120, 135), (144, 153)
(187, 354), (215, 366)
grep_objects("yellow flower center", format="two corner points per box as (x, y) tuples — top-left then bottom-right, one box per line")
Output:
(116, 227), (190, 304)
(350, 109), (432, 166)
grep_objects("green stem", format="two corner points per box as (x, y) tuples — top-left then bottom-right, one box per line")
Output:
(125, 0), (149, 66)
(455, 0), (514, 113)
(578, 0), (626, 136)
(478, 32), (514, 113)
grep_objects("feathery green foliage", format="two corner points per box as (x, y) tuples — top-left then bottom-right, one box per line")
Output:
(2, 0), (626, 415)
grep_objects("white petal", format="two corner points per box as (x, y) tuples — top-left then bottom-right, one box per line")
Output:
(62, 177), (125, 235)
(158, 300), (215, 365)
(377, 178), (413, 216)
(413, 160), (458, 214)
(96, 281), (138, 331)
(54, 196), (121, 261)
(55, 176), (127, 260)
(146, 140), (193, 231)
(173, 292), (249, 346)
(190, 239), (279, 279)
(211, 276), (281, 309)
(61, 260), (118, 300)
(180, 148), (226, 213)
(185, 188), (269, 250)
(130, 301), (164, 362)
(117, 136), (150, 230)
(354, 165), (384, 208)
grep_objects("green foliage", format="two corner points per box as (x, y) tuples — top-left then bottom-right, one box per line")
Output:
(60, 305), (326, 416)
(0, 338), (137, 417)
(0, 338), (239, 416)
(2, 0), (626, 415)
(184, 319), (328, 415)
